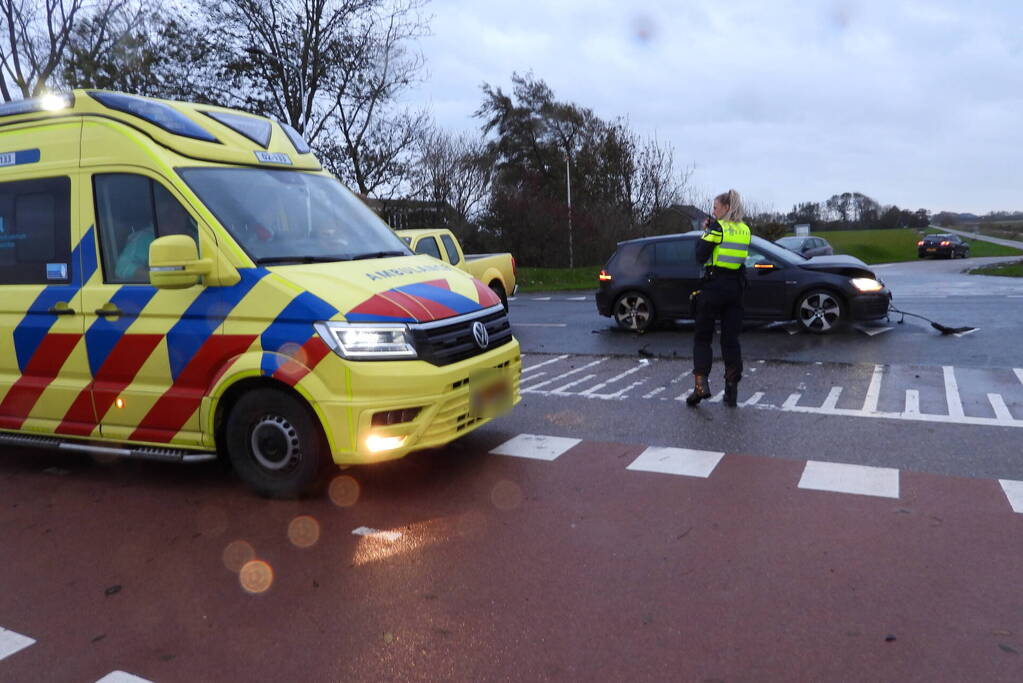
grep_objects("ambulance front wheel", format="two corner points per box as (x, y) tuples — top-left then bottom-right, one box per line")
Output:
(225, 388), (329, 498)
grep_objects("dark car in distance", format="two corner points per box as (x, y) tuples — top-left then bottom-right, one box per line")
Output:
(776, 235), (834, 257)
(596, 233), (891, 334)
(918, 234), (970, 259)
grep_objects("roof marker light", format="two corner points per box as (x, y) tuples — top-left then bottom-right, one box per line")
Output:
(203, 110), (272, 148)
(88, 91), (217, 142)
(279, 121), (311, 154)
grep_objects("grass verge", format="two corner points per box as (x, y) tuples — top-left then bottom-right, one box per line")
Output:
(518, 266), (600, 292)
(968, 260), (1023, 277)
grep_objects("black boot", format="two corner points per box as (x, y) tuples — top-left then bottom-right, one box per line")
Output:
(685, 375), (711, 407)
(724, 381), (738, 407)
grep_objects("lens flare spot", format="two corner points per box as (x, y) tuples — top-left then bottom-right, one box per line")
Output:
(223, 540), (255, 573)
(329, 475), (360, 507)
(280, 342), (307, 365)
(288, 515), (321, 548)
(239, 560), (274, 594)
(490, 480), (524, 511)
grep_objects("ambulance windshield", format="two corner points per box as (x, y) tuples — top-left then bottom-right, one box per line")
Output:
(178, 167), (411, 264)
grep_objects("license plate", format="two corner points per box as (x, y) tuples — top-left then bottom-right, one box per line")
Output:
(926, 248), (936, 252)
(468, 368), (512, 419)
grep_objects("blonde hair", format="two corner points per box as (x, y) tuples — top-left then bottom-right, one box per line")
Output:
(715, 189), (745, 222)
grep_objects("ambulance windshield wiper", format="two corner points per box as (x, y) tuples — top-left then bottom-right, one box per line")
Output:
(342, 251), (408, 261)
(255, 255), (349, 265)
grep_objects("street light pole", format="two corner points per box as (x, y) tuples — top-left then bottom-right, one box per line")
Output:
(565, 148), (573, 269)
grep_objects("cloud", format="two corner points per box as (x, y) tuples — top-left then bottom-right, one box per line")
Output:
(412, 0), (1023, 212)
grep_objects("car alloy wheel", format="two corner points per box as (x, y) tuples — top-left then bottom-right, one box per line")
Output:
(797, 290), (843, 334)
(613, 292), (654, 332)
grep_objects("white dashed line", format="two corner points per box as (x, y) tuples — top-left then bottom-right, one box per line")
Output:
(798, 461), (900, 499)
(532, 297), (552, 301)
(522, 360), (605, 392)
(988, 394), (1013, 421)
(0, 627), (35, 661)
(862, 364), (884, 413)
(1015, 368), (1023, 386)
(904, 390), (920, 415)
(579, 365), (645, 396)
(95, 672), (155, 683)
(999, 480), (1023, 513)
(521, 355), (568, 374)
(943, 366), (964, 418)
(821, 387), (843, 411)
(643, 387), (667, 399)
(550, 374), (597, 394)
(566, 296), (588, 301)
(490, 434), (581, 461)
(707, 391), (725, 403)
(741, 392), (764, 407)
(782, 393), (801, 410)
(627, 447), (725, 478)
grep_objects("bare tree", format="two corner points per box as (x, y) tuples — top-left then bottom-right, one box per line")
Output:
(0, 0), (86, 100)
(411, 127), (496, 223)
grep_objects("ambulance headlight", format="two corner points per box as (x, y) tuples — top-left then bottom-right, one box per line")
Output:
(314, 322), (417, 359)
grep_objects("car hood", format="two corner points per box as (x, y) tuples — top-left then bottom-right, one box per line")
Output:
(268, 255), (503, 323)
(797, 254), (876, 278)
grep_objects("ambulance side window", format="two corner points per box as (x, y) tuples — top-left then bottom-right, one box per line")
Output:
(93, 174), (198, 284)
(0, 176), (72, 285)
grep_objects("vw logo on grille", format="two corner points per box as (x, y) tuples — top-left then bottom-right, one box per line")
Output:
(472, 321), (489, 349)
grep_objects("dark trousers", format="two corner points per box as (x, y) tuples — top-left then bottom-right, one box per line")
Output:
(692, 277), (744, 382)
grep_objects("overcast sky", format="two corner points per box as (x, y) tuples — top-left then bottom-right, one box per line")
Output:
(410, 0), (1023, 215)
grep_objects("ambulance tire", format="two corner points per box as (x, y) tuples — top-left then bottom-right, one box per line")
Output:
(225, 388), (328, 499)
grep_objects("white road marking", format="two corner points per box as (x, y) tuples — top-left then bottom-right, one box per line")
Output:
(599, 380), (647, 399)
(579, 364), (645, 396)
(821, 387), (843, 410)
(675, 389), (694, 401)
(904, 390), (920, 416)
(999, 480), (1023, 513)
(95, 673), (154, 683)
(507, 296), (517, 301)
(798, 461), (900, 499)
(943, 366), (964, 418)
(862, 364), (884, 413)
(1014, 368), (1023, 385)
(643, 387), (667, 399)
(490, 433), (581, 461)
(533, 297), (552, 301)
(352, 527), (402, 541)
(566, 296), (588, 301)
(741, 392), (764, 407)
(0, 627), (35, 661)
(522, 360), (605, 392)
(515, 323), (568, 327)
(522, 354), (568, 374)
(988, 394), (1013, 421)
(627, 447), (725, 478)
(550, 374), (597, 394)
(707, 391), (725, 403)
(782, 393), (801, 410)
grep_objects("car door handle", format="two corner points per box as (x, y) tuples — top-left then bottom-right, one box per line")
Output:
(94, 304), (124, 318)
(47, 303), (75, 315)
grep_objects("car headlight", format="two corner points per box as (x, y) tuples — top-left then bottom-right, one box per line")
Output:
(314, 321), (417, 359)
(850, 277), (883, 293)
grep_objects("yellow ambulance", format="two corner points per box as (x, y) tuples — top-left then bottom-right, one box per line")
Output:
(0, 91), (520, 497)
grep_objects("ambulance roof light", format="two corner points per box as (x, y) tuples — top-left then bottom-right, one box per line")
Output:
(279, 121), (311, 154)
(0, 93), (74, 118)
(203, 110), (272, 148)
(88, 91), (218, 143)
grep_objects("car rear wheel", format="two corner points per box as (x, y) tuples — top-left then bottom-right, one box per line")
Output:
(613, 291), (655, 332)
(796, 289), (844, 334)
(225, 388), (329, 498)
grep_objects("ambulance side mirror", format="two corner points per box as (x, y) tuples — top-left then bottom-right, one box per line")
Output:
(149, 235), (212, 289)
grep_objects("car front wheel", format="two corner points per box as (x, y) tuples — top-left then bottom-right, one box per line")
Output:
(613, 291), (655, 332)
(796, 289), (845, 334)
(225, 388), (330, 498)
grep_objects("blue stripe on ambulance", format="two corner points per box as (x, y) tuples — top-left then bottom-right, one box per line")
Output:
(165, 268), (269, 380)
(13, 226), (99, 372)
(84, 286), (158, 375)
(259, 291), (339, 376)
(394, 282), (483, 315)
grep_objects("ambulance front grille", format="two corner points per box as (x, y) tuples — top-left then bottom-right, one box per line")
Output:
(412, 309), (514, 366)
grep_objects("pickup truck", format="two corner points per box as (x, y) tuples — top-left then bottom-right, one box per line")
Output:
(397, 228), (518, 308)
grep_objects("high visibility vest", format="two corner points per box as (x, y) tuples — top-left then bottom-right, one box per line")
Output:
(700, 219), (751, 270)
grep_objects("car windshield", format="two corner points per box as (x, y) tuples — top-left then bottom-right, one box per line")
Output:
(751, 235), (807, 264)
(178, 167), (411, 264)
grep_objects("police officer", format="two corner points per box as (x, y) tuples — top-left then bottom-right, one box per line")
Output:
(686, 189), (751, 408)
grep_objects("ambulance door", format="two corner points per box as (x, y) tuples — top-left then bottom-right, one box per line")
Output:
(0, 133), (96, 435)
(82, 170), (211, 446)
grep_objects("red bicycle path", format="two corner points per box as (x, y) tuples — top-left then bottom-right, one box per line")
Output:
(0, 433), (1021, 682)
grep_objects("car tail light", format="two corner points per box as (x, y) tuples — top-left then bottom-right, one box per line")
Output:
(917, 240), (924, 246)
(598, 269), (613, 282)
(940, 241), (950, 246)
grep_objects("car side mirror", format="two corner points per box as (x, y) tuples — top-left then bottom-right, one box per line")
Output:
(149, 235), (212, 289)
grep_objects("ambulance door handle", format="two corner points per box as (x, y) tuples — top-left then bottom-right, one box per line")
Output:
(47, 303), (76, 316)
(94, 303), (123, 319)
